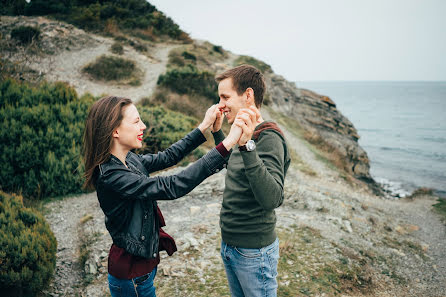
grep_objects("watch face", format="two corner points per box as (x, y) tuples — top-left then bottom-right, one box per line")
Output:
(247, 140), (256, 151)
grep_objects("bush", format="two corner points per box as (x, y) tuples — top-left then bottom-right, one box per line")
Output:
(3, 0), (190, 41)
(1, 0), (190, 41)
(110, 42), (124, 55)
(181, 51), (196, 61)
(212, 45), (224, 54)
(24, 0), (70, 15)
(157, 65), (218, 101)
(136, 105), (198, 154)
(0, 191), (57, 296)
(234, 55), (272, 73)
(82, 55), (140, 84)
(10, 26), (41, 45)
(0, 79), (94, 199)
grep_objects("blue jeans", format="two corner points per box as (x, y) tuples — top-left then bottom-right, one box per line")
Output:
(108, 267), (157, 297)
(221, 238), (279, 297)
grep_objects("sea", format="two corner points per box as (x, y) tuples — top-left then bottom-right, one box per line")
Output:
(296, 81), (446, 198)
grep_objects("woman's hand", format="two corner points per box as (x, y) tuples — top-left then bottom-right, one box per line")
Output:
(212, 103), (225, 132)
(198, 104), (219, 133)
(222, 120), (243, 151)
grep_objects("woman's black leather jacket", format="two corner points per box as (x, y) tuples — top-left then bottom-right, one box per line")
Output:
(95, 128), (226, 259)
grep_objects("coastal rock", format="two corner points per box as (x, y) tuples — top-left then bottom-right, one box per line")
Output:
(266, 73), (381, 194)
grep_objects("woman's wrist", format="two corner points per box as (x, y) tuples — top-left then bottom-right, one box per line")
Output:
(198, 122), (209, 134)
(222, 137), (237, 151)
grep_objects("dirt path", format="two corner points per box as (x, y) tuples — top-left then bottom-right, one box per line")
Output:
(32, 34), (176, 102)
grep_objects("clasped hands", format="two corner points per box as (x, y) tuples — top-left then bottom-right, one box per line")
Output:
(198, 104), (260, 150)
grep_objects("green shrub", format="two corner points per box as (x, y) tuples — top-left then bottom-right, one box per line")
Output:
(131, 42), (148, 53)
(10, 26), (41, 45)
(136, 105), (198, 154)
(82, 55), (140, 84)
(0, 79), (94, 199)
(24, 0), (70, 15)
(110, 42), (124, 55)
(234, 55), (272, 73)
(1, 0), (190, 41)
(0, 0), (26, 15)
(181, 51), (196, 61)
(212, 45), (224, 54)
(157, 65), (218, 101)
(0, 191), (57, 296)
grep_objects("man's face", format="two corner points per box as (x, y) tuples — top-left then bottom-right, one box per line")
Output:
(218, 78), (247, 124)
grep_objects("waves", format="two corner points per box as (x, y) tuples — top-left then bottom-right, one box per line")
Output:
(366, 145), (446, 162)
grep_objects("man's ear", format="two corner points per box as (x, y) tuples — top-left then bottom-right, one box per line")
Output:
(245, 88), (255, 106)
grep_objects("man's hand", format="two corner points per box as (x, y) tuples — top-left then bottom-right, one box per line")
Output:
(234, 107), (259, 145)
(198, 104), (219, 133)
(212, 103), (225, 132)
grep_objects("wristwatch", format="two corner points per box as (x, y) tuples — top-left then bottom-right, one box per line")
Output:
(239, 140), (256, 152)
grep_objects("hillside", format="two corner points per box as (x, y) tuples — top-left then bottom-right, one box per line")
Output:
(1, 10), (445, 297)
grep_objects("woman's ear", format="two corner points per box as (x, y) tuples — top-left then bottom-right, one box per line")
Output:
(112, 129), (119, 139)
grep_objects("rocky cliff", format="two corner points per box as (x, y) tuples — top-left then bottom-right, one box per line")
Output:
(265, 73), (380, 193)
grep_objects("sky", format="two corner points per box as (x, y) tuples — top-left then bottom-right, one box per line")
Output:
(149, 0), (446, 82)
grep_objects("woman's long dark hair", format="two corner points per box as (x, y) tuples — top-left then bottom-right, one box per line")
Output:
(83, 96), (132, 190)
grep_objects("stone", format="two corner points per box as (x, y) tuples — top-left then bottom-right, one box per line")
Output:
(407, 224), (420, 232)
(85, 259), (97, 275)
(395, 225), (406, 234)
(343, 220), (353, 233)
(190, 206), (201, 215)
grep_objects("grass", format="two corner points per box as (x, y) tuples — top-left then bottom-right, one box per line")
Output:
(276, 226), (373, 296)
(265, 106), (357, 185)
(82, 55), (142, 85)
(156, 237), (230, 297)
(110, 42), (123, 55)
(155, 225), (374, 296)
(233, 55), (272, 73)
(433, 198), (446, 222)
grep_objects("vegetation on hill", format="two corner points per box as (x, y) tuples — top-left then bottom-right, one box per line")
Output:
(0, 79), (94, 200)
(1, 0), (190, 41)
(0, 78), (204, 200)
(234, 55), (272, 73)
(0, 190), (57, 296)
(82, 55), (142, 86)
(144, 42), (228, 122)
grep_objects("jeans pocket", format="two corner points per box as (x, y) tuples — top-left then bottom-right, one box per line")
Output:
(134, 273), (150, 285)
(108, 282), (122, 297)
(234, 246), (262, 258)
(265, 239), (279, 278)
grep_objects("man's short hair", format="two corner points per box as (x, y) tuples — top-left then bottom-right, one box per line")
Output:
(215, 64), (266, 107)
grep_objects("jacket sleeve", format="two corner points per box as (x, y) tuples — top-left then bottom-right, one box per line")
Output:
(138, 128), (206, 174)
(211, 129), (232, 162)
(99, 148), (225, 201)
(240, 131), (287, 210)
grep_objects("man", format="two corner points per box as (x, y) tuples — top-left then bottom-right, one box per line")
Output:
(211, 64), (291, 297)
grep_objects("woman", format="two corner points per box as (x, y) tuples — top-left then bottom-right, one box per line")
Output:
(82, 96), (243, 296)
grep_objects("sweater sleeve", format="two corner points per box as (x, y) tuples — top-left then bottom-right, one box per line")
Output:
(211, 129), (232, 162)
(211, 129), (226, 145)
(240, 130), (287, 210)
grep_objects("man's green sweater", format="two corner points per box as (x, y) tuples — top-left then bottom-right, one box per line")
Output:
(213, 121), (291, 248)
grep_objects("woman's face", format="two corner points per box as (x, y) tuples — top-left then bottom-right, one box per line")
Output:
(114, 104), (146, 150)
